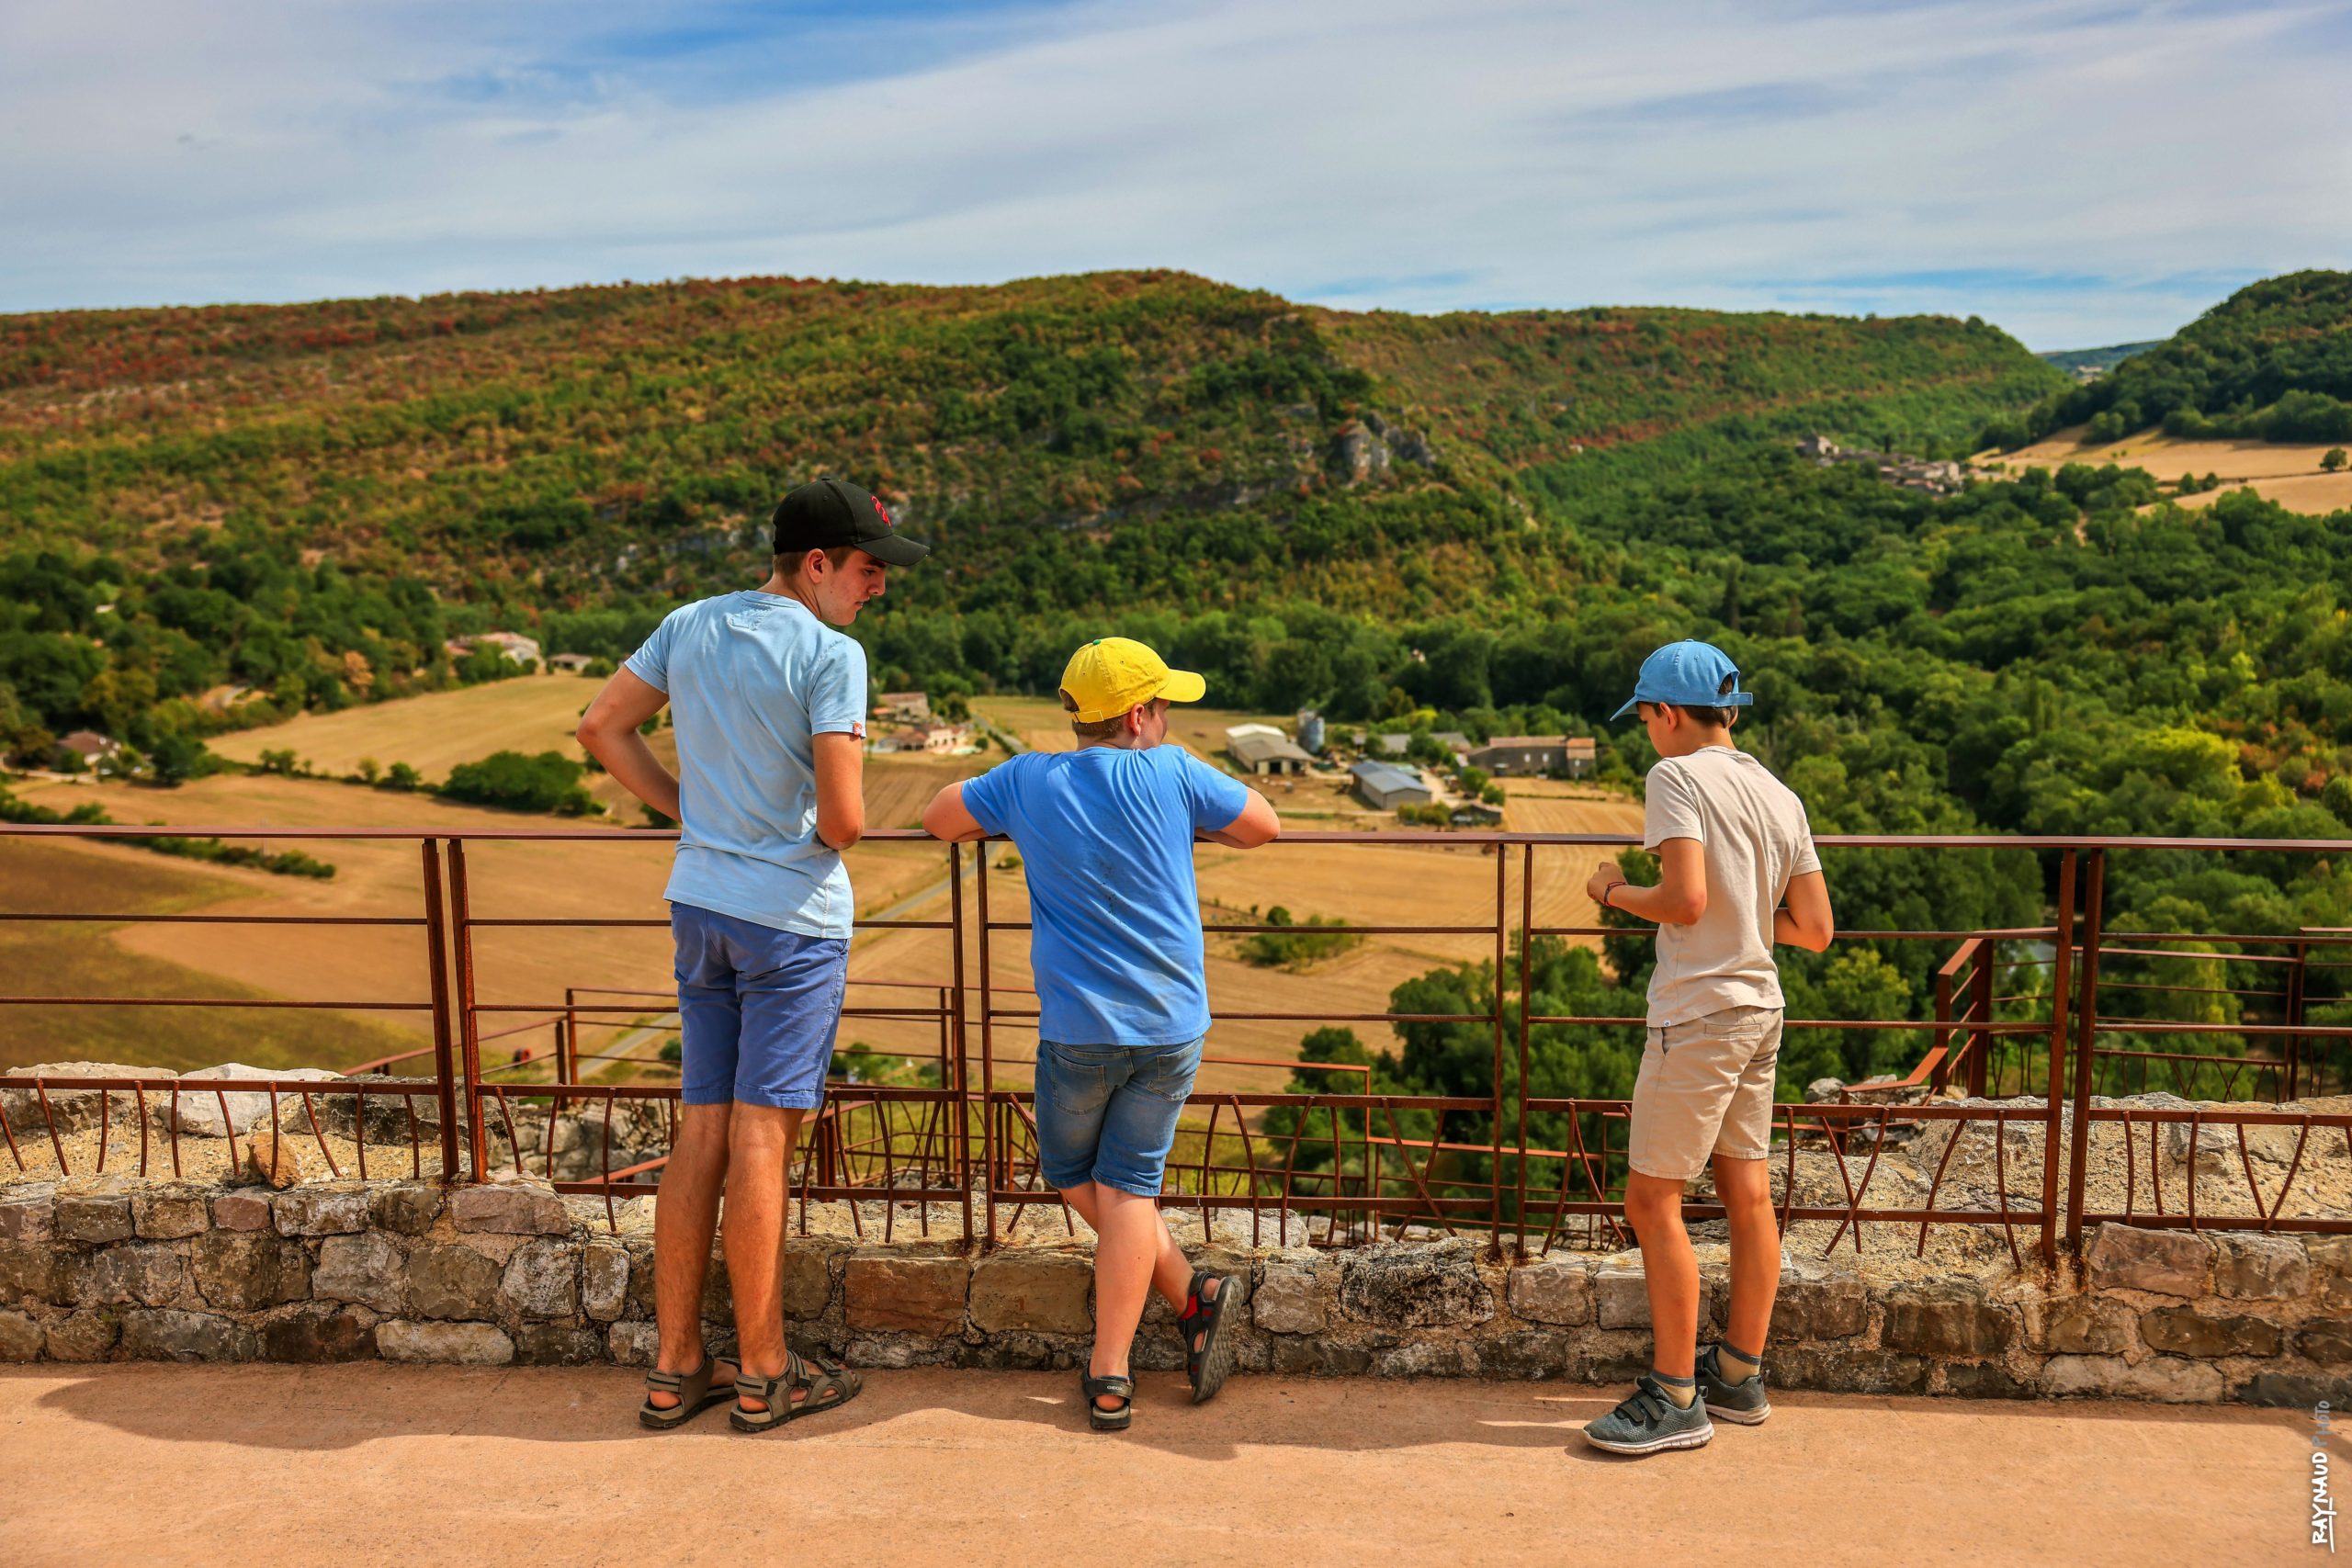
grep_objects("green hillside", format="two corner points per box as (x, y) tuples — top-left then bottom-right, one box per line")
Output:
(0, 269), (2057, 750)
(1987, 269), (2352, 447)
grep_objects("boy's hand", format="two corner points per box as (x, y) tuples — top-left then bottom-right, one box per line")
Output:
(1586, 861), (1628, 906)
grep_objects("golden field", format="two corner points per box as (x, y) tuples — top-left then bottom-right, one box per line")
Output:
(1978, 427), (2352, 515)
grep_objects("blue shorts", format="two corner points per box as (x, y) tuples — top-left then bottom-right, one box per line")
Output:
(672, 903), (849, 1110)
(1032, 1037), (1202, 1197)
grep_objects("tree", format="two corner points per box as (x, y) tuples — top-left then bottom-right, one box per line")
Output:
(2324, 448), (2348, 473)
(442, 750), (597, 815)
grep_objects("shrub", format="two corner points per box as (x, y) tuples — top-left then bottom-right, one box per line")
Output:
(443, 750), (597, 815)
(1238, 905), (1362, 970)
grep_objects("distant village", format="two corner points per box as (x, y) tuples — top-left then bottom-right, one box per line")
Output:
(1793, 434), (1974, 495)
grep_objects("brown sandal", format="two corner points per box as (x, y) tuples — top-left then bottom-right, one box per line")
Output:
(729, 1348), (863, 1433)
(639, 1352), (733, 1430)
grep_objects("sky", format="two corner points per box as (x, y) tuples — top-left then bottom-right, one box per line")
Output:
(3, 0), (2348, 348)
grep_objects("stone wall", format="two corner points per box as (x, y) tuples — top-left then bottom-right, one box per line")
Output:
(1, 1175), (2345, 1404)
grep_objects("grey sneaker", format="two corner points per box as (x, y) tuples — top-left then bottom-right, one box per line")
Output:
(1581, 1374), (1714, 1456)
(1698, 1344), (1771, 1425)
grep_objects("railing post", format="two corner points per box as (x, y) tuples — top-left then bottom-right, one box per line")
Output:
(1487, 837), (1507, 1259)
(948, 841), (973, 1249)
(447, 839), (490, 1182)
(2040, 850), (2076, 1269)
(2286, 936), (2309, 1101)
(977, 840), (998, 1249)
(419, 838), (462, 1182)
(1969, 939), (1995, 1098)
(1931, 955), (1955, 1095)
(2064, 850), (2107, 1259)
(1515, 841), (1534, 1262)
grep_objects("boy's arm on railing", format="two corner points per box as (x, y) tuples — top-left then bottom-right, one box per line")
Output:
(1589, 839), (1706, 925)
(1199, 789), (1281, 850)
(575, 670), (680, 823)
(921, 781), (989, 843)
(1775, 870), (1836, 952)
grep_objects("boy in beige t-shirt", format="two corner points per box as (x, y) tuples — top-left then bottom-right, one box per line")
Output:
(1580, 640), (1836, 1457)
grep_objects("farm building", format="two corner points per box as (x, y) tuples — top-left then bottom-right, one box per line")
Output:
(1470, 735), (1591, 777)
(1351, 761), (1433, 811)
(445, 632), (541, 666)
(1227, 725), (1314, 776)
(1432, 731), (1473, 759)
(876, 692), (932, 722)
(54, 730), (120, 767)
(871, 721), (975, 756)
(546, 653), (594, 674)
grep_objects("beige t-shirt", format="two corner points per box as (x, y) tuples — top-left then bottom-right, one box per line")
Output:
(1640, 746), (1820, 1026)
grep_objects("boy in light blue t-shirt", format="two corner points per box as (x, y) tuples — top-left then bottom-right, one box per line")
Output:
(923, 637), (1281, 1432)
(580, 476), (927, 1435)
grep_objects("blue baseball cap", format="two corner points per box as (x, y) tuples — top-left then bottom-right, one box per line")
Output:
(1611, 640), (1755, 720)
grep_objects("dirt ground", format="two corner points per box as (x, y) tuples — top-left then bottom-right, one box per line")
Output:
(0, 1364), (2312, 1568)
(1980, 427), (2352, 515)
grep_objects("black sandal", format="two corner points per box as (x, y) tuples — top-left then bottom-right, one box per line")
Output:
(638, 1352), (734, 1430)
(1080, 1370), (1135, 1432)
(1177, 1268), (1245, 1405)
(729, 1348), (863, 1433)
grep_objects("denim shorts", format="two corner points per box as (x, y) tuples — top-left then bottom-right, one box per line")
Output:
(672, 902), (849, 1110)
(1032, 1036), (1203, 1197)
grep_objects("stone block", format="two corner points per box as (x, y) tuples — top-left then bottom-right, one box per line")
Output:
(74, 1243), (189, 1308)
(2084, 1224), (2209, 1298)
(2240, 1371), (2352, 1407)
(312, 1232), (406, 1314)
(844, 1254), (969, 1335)
(1506, 1258), (1593, 1326)
(405, 1243), (504, 1320)
(262, 1305), (378, 1363)
(2209, 1234), (2309, 1301)
(514, 1324), (604, 1366)
(1882, 1283), (2014, 1359)
(2299, 1319), (2352, 1365)
(132, 1186), (211, 1240)
(2041, 1354), (2224, 1403)
(368, 1182), (444, 1236)
(0, 1310), (40, 1361)
(1941, 1360), (2035, 1399)
(500, 1240), (579, 1319)
(2312, 1238), (2352, 1313)
(377, 1319), (514, 1365)
(1480, 1327), (1576, 1379)
(781, 1244), (839, 1321)
(607, 1321), (659, 1368)
(1769, 1344), (1930, 1395)
(625, 1240), (657, 1319)
(191, 1232), (309, 1312)
(582, 1244), (630, 1322)
(210, 1190), (275, 1232)
(0, 1239), (59, 1305)
(1776, 1270), (1870, 1341)
(238, 1136), (308, 1190)
(2031, 1295), (2137, 1355)
(169, 1065), (342, 1137)
(1594, 1258), (1648, 1329)
(1253, 1263), (1328, 1335)
(0, 1184), (57, 1243)
(122, 1308), (257, 1362)
(1269, 1337), (1375, 1377)
(450, 1181), (570, 1236)
(2139, 1306), (2282, 1359)
(1375, 1339), (1477, 1378)
(969, 1251), (1092, 1335)
(1339, 1241), (1494, 1329)
(45, 1311), (119, 1362)
(55, 1193), (133, 1244)
(272, 1187), (370, 1236)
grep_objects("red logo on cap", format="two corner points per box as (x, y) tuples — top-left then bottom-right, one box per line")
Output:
(873, 497), (893, 529)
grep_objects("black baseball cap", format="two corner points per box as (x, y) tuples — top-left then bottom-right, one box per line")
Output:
(770, 476), (931, 568)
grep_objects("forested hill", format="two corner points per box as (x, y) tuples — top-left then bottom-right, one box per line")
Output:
(1987, 269), (2352, 448)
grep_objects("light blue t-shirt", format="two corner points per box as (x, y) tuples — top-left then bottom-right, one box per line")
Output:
(960, 745), (1252, 1046)
(625, 591), (868, 940)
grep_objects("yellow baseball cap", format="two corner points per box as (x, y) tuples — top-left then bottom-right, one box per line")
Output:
(1058, 637), (1207, 724)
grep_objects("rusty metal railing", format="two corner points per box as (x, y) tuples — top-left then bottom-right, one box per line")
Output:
(4, 824), (2349, 1262)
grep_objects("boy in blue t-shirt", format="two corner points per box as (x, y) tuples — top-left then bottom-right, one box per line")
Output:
(580, 476), (927, 1434)
(923, 637), (1280, 1431)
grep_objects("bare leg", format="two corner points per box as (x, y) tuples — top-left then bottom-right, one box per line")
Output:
(722, 1102), (806, 1414)
(1624, 1171), (1699, 1381)
(1712, 1154), (1779, 1356)
(650, 1103), (736, 1405)
(1057, 1181), (1216, 1411)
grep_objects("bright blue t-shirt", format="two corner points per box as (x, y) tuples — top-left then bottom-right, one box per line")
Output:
(960, 745), (1252, 1046)
(625, 591), (868, 940)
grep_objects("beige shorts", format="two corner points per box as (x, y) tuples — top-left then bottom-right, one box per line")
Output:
(1628, 1005), (1783, 1181)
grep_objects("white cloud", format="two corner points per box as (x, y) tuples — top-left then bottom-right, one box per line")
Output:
(2, 0), (2346, 344)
